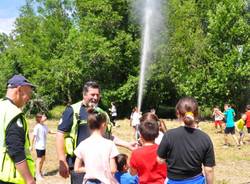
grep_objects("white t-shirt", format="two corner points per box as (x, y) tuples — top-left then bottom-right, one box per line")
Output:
(74, 135), (119, 184)
(155, 131), (164, 145)
(111, 105), (117, 117)
(131, 112), (141, 127)
(33, 123), (49, 150)
(214, 113), (224, 121)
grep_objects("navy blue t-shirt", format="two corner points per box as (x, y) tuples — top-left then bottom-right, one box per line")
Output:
(58, 104), (90, 146)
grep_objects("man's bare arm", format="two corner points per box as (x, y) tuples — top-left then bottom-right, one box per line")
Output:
(56, 131), (69, 178)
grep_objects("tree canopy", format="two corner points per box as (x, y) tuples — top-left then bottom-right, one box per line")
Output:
(0, 0), (249, 117)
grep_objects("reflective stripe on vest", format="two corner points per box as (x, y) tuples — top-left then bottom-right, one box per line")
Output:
(0, 99), (35, 183)
(64, 101), (85, 156)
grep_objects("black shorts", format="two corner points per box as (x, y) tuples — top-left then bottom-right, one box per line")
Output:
(110, 116), (117, 122)
(36, 149), (46, 158)
(247, 127), (250, 133)
(224, 127), (235, 134)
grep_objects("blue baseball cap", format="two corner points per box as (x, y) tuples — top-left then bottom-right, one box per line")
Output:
(7, 74), (36, 88)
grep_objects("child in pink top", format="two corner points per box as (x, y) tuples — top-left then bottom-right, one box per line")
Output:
(74, 109), (119, 184)
(130, 112), (167, 184)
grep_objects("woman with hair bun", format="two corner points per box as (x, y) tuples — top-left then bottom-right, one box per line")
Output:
(157, 97), (215, 184)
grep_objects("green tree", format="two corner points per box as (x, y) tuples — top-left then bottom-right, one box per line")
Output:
(206, 0), (250, 109)
(0, 33), (14, 96)
(163, 0), (250, 111)
(75, 0), (140, 111)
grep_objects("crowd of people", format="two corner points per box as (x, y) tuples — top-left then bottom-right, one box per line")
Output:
(212, 104), (250, 148)
(0, 74), (248, 184)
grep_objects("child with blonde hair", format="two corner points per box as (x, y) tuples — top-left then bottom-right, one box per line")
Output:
(235, 114), (247, 145)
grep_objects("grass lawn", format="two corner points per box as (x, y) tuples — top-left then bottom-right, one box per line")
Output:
(28, 118), (250, 184)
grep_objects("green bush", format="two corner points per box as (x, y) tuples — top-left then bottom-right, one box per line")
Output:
(49, 105), (66, 119)
(199, 107), (212, 120)
(157, 105), (176, 119)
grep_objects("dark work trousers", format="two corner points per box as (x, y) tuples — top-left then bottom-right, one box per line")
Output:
(70, 171), (85, 184)
(67, 155), (85, 184)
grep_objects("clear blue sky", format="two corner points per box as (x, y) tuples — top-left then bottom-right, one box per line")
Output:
(0, 0), (26, 34)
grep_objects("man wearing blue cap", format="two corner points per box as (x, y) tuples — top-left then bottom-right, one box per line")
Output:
(0, 74), (36, 184)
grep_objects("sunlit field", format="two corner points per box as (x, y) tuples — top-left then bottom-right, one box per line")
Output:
(29, 118), (250, 184)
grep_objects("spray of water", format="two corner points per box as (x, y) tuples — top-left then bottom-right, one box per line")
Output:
(136, 0), (164, 112)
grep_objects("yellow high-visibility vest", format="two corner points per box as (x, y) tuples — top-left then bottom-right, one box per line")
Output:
(64, 101), (112, 156)
(0, 99), (35, 184)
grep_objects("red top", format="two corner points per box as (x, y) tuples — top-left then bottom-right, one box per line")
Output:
(130, 144), (167, 184)
(246, 111), (250, 128)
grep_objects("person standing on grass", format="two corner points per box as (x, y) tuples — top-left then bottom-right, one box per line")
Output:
(130, 112), (167, 184)
(157, 97), (215, 184)
(56, 81), (137, 184)
(212, 106), (224, 133)
(0, 74), (36, 184)
(245, 105), (250, 141)
(74, 109), (119, 184)
(130, 107), (141, 141)
(30, 113), (56, 180)
(235, 113), (247, 145)
(109, 102), (117, 127)
(223, 104), (240, 147)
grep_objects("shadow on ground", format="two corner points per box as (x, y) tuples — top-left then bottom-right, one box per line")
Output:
(44, 169), (58, 176)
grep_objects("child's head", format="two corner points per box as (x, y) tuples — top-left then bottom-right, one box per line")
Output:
(246, 105), (250, 111)
(224, 104), (230, 110)
(176, 97), (198, 126)
(87, 109), (107, 131)
(115, 154), (129, 173)
(241, 113), (247, 121)
(139, 112), (159, 142)
(213, 106), (219, 111)
(36, 113), (46, 123)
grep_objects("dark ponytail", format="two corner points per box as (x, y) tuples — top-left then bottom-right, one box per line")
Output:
(183, 112), (195, 126)
(176, 97), (198, 126)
